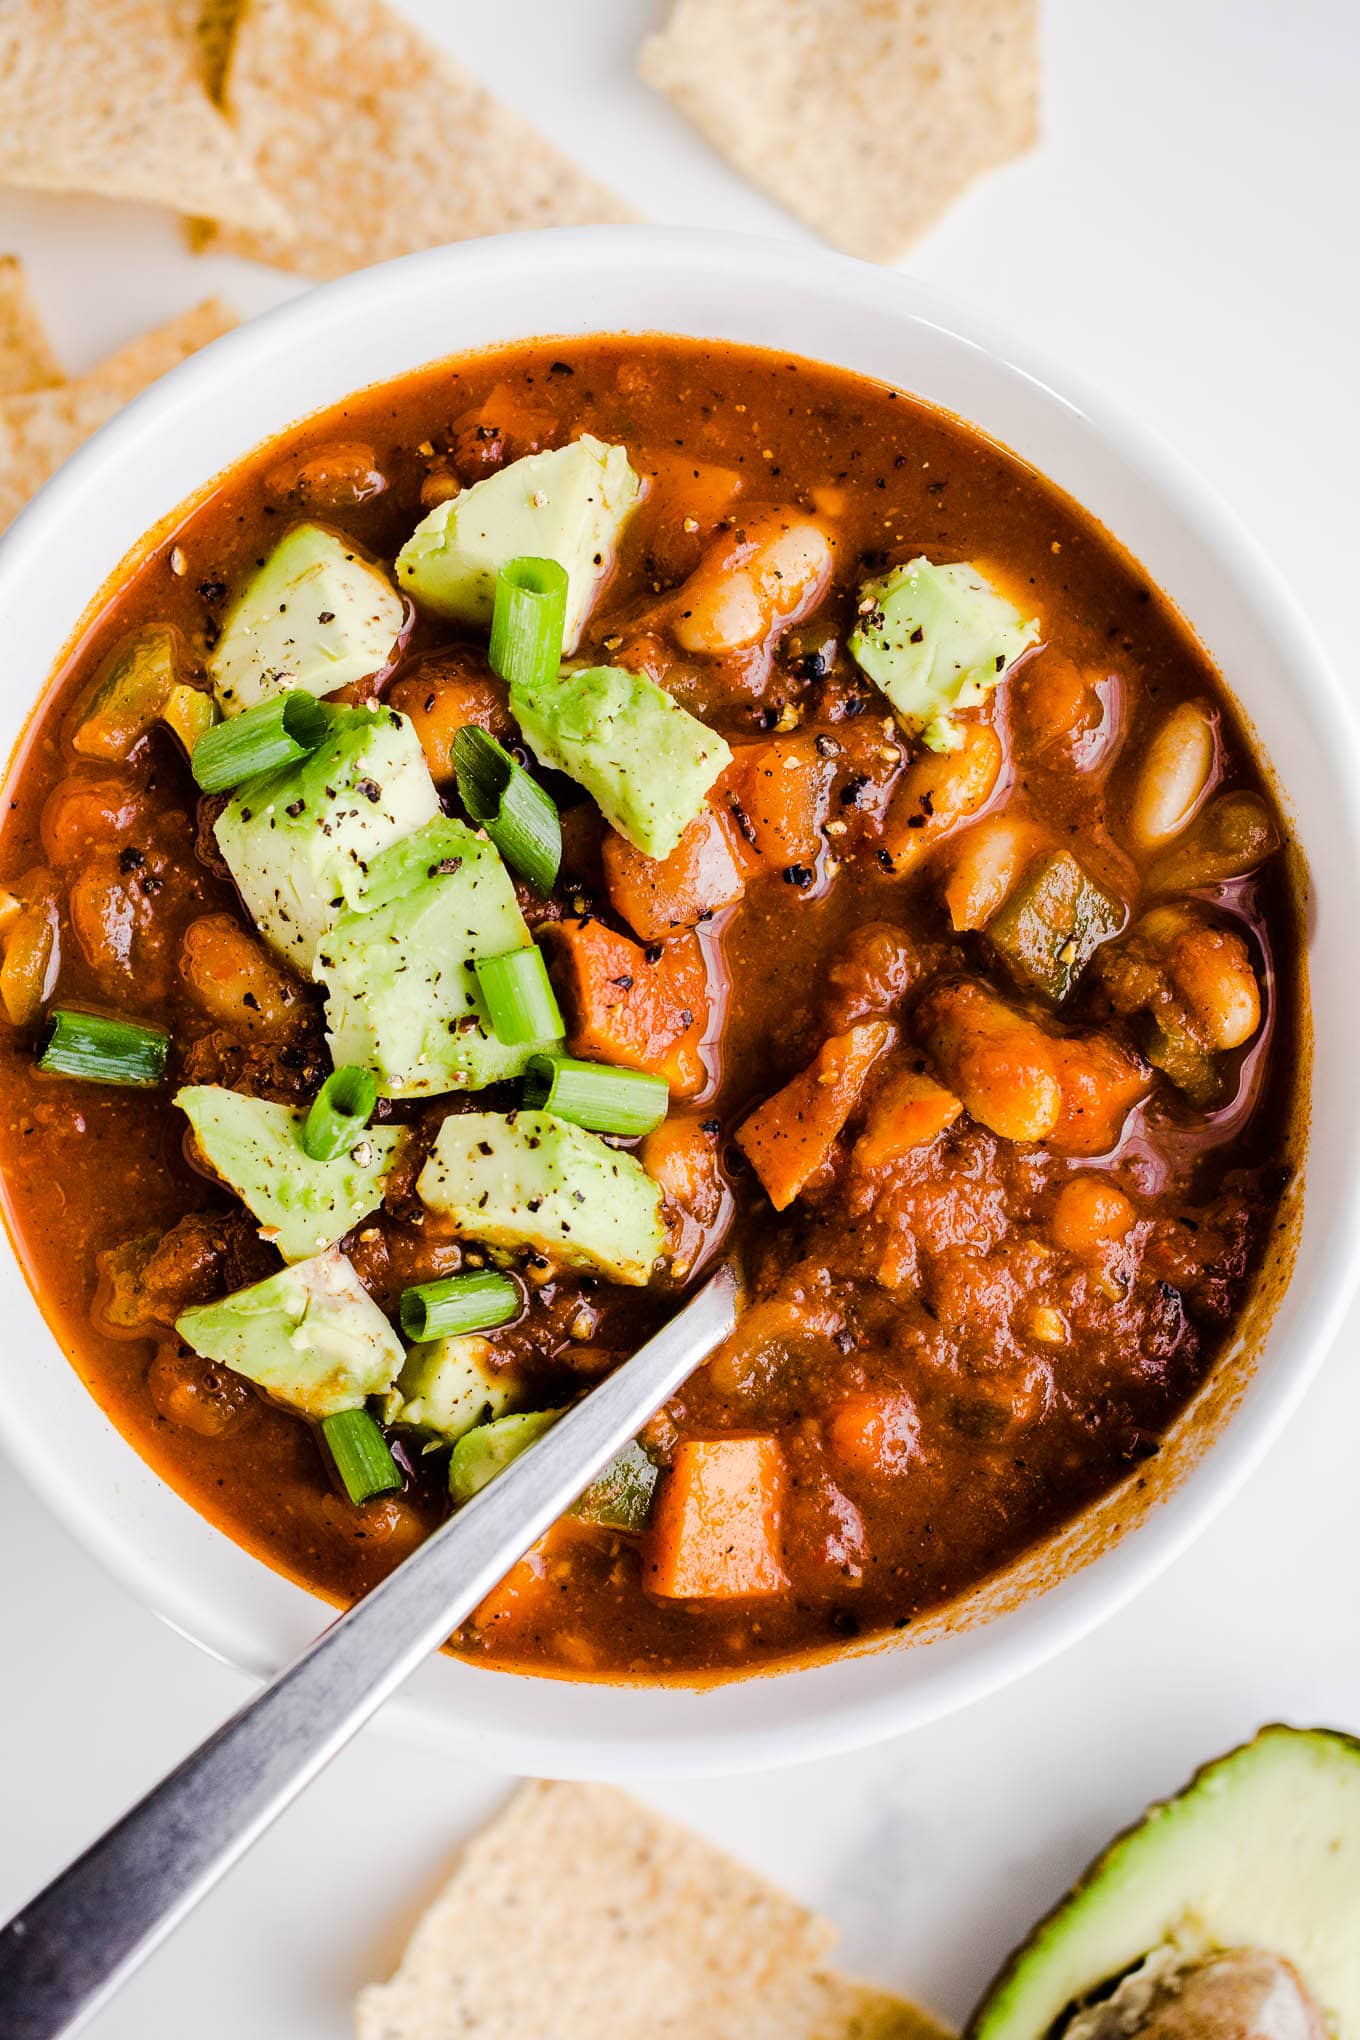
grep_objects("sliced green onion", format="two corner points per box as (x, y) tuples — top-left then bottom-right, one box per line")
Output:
(523, 1054), (667, 1136)
(488, 555), (569, 695)
(190, 689), (329, 793)
(301, 1065), (377, 1161)
(453, 725), (561, 895)
(321, 1408), (401, 1505)
(38, 1009), (169, 1088)
(398, 1270), (520, 1342)
(474, 945), (564, 1046)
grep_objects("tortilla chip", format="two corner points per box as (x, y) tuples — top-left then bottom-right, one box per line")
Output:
(0, 298), (236, 535)
(0, 257), (61, 398)
(640, 0), (1040, 264)
(169, 0), (246, 99)
(353, 1781), (950, 2040)
(194, 0), (632, 280)
(0, 0), (292, 237)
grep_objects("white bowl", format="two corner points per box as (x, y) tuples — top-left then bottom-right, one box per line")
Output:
(1, 228), (1357, 1777)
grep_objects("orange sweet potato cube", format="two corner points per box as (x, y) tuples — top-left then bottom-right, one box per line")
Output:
(644, 1436), (787, 1599)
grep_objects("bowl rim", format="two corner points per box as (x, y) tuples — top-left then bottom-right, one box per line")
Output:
(1, 224), (1358, 1776)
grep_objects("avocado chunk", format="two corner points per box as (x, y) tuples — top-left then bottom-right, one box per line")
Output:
(513, 664), (731, 860)
(849, 557), (1039, 752)
(214, 705), (440, 969)
(449, 1408), (562, 1504)
(968, 1726), (1360, 2040)
(573, 1438), (661, 1533)
(209, 523), (405, 715)
(383, 1334), (520, 1443)
(175, 1247), (403, 1420)
(418, 1109), (666, 1285)
(395, 437), (640, 653)
(315, 815), (563, 1097)
(984, 850), (1124, 1005)
(176, 1084), (403, 1263)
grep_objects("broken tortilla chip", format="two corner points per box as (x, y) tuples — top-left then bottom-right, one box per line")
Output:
(194, 0), (633, 280)
(0, 0), (291, 237)
(0, 257), (61, 398)
(640, 0), (1040, 265)
(0, 298), (236, 536)
(354, 1781), (951, 2040)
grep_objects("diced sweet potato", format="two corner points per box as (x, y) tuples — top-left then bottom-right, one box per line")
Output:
(854, 1064), (962, 1170)
(388, 659), (512, 784)
(639, 1114), (730, 1274)
(547, 917), (709, 1097)
(603, 806), (746, 941)
(717, 735), (833, 871)
(644, 1436), (787, 1599)
(735, 1019), (894, 1210)
(917, 979), (1062, 1144)
(829, 1392), (922, 1480)
(1047, 1032), (1152, 1156)
(180, 913), (308, 1038)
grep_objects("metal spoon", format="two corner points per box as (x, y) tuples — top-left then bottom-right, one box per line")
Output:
(0, 1262), (737, 2039)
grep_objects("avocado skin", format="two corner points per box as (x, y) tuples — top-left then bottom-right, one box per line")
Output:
(965, 1726), (1360, 2040)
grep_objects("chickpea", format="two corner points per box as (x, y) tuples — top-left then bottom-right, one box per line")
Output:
(671, 509), (835, 655)
(1052, 1176), (1136, 1254)
(917, 978), (1062, 1143)
(942, 811), (1047, 930)
(180, 913), (307, 1037)
(1127, 700), (1217, 851)
(881, 723), (1004, 874)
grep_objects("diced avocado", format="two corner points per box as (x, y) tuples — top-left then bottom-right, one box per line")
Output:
(418, 1109), (666, 1285)
(573, 1438), (660, 1533)
(968, 1726), (1360, 2040)
(175, 1247), (402, 1420)
(213, 705), (440, 969)
(209, 523), (405, 715)
(985, 850), (1124, 1005)
(513, 664), (731, 860)
(449, 1408), (562, 1505)
(315, 816), (562, 1097)
(383, 1334), (519, 1443)
(176, 1084), (402, 1263)
(395, 437), (640, 653)
(849, 557), (1039, 752)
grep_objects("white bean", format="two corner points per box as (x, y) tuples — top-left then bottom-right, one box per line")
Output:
(1128, 700), (1216, 850)
(672, 510), (834, 655)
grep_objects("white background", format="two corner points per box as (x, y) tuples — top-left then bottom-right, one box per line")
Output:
(1, 2), (1358, 2032)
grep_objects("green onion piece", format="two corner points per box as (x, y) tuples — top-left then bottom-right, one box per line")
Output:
(398, 1270), (520, 1342)
(474, 945), (564, 1046)
(190, 689), (330, 793)
(522, 1054), (667, 1136)
(452, 725), (561, 895)
(488, 555), (569, 695)
(38, 1009), (169, 1088)
(301, 1065), (378, 1162)
(321, 1408), (402, 1505)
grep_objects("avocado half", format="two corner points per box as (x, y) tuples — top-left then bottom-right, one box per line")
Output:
(967, 1726), (1360, 2040)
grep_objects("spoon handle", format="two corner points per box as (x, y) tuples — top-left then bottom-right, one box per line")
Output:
(0, 1263), (736, 2039)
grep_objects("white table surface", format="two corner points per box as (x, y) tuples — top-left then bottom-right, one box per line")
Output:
(1, 2), (1357, 2032)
